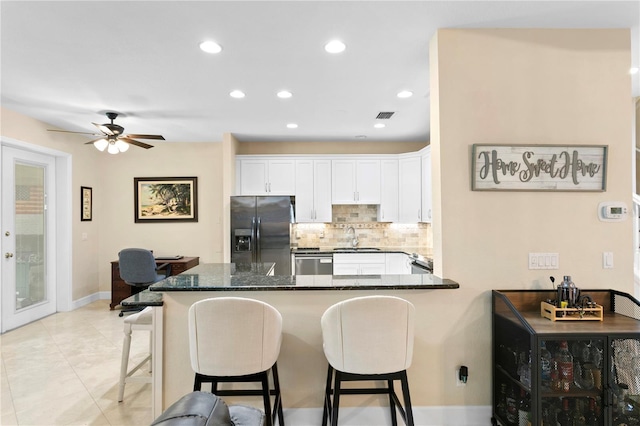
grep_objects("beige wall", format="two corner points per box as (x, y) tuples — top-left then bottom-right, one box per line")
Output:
(1, 107), (224, 296)
(428, 29), (634, 406)
(96, 141), (224, 292)
(237, 140), (427, 155)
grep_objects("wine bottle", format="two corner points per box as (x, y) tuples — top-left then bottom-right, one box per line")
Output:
(556, 340), (574, 392)
(584, 398), (600, 426)
(517, 389), (531, 426)
(557, 398), (573, 426)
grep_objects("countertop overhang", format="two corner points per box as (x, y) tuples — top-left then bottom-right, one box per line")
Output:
(148, 263), (458, 292)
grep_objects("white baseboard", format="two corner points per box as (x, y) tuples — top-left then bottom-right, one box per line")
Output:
(282, 405), (492, 426)
(71, 291), (111, 310)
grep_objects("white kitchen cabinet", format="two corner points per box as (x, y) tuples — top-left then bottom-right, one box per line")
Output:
(398, 155), (422, 223)
(378, 159), (399, 222)
(385, 253), (412, 275)
(333, 253), (386, 275)
(331, 159), (381, 204)
(239, 158), (295, 195)
(421, 146), (432, 223)
(295, 159), (332, 222)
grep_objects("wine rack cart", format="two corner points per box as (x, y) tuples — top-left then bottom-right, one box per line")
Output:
(492, 289), (640, 425)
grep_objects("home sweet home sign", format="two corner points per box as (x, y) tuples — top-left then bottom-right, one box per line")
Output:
(471, 144), (607, 191)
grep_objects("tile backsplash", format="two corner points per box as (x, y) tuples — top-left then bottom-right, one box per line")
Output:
(291, 204), (432, 249)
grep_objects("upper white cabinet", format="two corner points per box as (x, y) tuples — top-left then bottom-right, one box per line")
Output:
(398, 155), (422, 223)
(379, 159), (399, 222)
(331, 159), (381, 204)
(239, 158), (295, 195)
(295, 159), (332, 222)
(421, 146), (432, 223)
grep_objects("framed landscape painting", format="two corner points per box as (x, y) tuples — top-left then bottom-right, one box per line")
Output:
(134, 177), (198, 223)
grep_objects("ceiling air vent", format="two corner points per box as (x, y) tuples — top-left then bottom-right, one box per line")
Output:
(376, 112), (395, 119)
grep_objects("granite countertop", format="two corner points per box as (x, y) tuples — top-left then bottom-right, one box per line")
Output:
(121, 289), (164, 307)
(149, 262), (458, 292)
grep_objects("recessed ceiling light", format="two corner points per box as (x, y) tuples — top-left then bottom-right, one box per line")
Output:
(397, 90), (413, 98)
(630, 67), (639, 75)
(324, 40), (346, 54)
(229, 90), (245, 99)
(355, 135), (367, 139)
(199, 41), (222, 54)
(287, 123), (298, 129)
(374, 123), (386, 129)
(277, 91), (293, 99)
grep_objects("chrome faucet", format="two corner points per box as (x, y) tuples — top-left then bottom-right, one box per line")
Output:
(345, 226), (359, 247)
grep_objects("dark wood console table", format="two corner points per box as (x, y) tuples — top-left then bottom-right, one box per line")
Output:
(110, 256), (199, 309)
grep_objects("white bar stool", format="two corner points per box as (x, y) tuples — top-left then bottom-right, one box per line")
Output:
(118, 306), (153, 402)
(188, 297), (285, 426)
(321, 295), (416, 426)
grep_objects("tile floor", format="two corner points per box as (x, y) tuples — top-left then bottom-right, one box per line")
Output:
(1, 300), (153, 425)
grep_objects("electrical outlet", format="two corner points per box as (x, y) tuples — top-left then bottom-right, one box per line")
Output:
(319, 231), (325, 238)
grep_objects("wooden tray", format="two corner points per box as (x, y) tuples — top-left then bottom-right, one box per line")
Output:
(540, 301), (603, 322)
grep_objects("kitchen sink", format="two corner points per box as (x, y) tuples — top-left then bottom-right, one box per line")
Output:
(333, 247), (381, 252)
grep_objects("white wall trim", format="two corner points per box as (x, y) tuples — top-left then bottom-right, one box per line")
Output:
(71, 291), (111, 310)
(282, 405), (492, 426)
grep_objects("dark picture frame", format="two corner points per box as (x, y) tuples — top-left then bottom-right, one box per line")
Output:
(81, 186), (92, 221)
(134, 177), (198, 223)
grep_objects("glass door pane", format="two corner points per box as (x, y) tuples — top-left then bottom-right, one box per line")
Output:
(15, 162), (46, 310)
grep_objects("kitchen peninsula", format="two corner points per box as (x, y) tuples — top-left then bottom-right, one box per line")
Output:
(148, 263), (459, 418)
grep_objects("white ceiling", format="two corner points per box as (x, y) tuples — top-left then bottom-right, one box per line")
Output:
(2, 1), (639, 144)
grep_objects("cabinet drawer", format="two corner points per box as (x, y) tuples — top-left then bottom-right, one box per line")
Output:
(333, 253), (385, 264)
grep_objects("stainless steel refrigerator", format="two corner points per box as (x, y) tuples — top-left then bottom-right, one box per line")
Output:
(230, 196), (294, 275)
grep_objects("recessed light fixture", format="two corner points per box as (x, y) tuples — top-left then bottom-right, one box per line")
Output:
(324, 40), (346, 54)
(374, 123), (386, 129)
(287, 123), (298, 129)
(277, 91), (293, 99)
(630, 67), (639, 75)
(355, 135), (367, 139)
(397, 90), (413, 98)
(229, 90), (245, 99)
(199, 41), (222, 54)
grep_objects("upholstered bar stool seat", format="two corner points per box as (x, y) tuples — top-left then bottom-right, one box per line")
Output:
(151, 391), (265, 426)
(321, 295), (416, 426)
(188, 297), (285, 426)
(118, 306), (153, 402)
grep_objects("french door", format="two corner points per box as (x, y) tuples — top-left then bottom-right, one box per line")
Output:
(1, 146), (57, 332)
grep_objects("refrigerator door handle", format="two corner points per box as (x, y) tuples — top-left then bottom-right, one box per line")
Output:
(251, 217), (257, 263)
(256, 217), (262, 263)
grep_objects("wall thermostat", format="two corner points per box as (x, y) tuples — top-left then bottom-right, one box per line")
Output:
(598, 201), (628, 222)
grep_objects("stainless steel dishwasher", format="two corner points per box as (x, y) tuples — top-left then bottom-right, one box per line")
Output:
(294, 252), (333, 275)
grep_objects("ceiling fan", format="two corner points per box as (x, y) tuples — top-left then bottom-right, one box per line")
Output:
(48, 112), (165, 154)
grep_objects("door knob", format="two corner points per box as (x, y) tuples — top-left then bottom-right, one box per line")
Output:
(5, 252), (14, 258)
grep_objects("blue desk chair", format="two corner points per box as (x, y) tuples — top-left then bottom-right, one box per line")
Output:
(117, 248), (171, 317)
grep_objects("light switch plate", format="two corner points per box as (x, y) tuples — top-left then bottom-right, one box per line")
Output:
(529, 252), (559, 270)
(603, 252), (614, 269)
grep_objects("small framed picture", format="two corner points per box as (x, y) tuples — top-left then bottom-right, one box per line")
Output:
(81, 186), (92, 221)
(134, 177), (198, 223)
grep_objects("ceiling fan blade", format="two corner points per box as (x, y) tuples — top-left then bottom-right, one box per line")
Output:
(48, 129), (100, 136)
(92, 122), (114, 136)
(125, 134), (165, 140)
(120, 137), (154, 149)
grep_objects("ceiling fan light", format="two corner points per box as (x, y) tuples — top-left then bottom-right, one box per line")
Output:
(93, 138), (108, 151)
(116, 140), (129, 152)
(107, 142), (119, 154)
